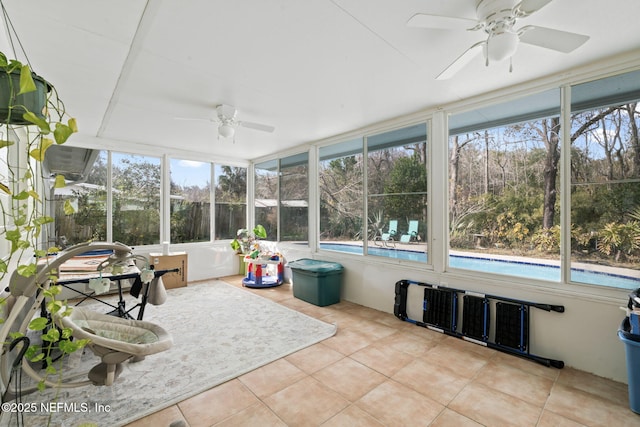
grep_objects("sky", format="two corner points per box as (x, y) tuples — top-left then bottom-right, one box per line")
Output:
(170, 159), (212, 188)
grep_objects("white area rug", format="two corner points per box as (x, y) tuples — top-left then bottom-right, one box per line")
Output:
(12, 280), (337, 426)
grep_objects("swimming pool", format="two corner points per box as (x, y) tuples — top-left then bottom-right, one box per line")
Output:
(318, 243), (640, 290)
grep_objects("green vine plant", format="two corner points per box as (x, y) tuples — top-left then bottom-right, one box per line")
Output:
(0, 50), (85, 393)
(230, 224), (267, 255)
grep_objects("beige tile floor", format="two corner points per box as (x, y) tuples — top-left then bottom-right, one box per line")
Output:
(126, 276), (639, 427)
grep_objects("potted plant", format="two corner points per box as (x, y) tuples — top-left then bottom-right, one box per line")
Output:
(230, 224), (267, 257)
(0, 50), (82, 391)
(0, 60), (48, 125)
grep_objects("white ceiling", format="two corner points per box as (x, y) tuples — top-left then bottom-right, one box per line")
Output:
(2, 0), (640, 164)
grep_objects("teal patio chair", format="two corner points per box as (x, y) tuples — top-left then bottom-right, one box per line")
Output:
(375, 219), (398, 247)
(400, 220), (420, 244)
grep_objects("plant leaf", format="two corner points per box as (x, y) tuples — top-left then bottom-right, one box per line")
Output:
(35, 215), (54, 225)
(253, 224), (267, 239)
(17, 263), (36, 277)
(54, 174), (66, 189)
(22, 111), (50, 134)
(0, 140), (14, 149)
(13, 214), (26, 226)
(29, 137), (54, 161)
(61, 327), (73, 340)
(68, 117), (78, 132)
(0, 182), (10, 195)
(18, 65), (36, 95)
(28, 317), (48, 331)
(46, 299), (63, 314)
(63, 199), (75, 215)
(54, 123), (73, 144)
(12, 190), (29, 200)
(5, 229), (20, 242)
(7, 59), (22, 73)
(43, 328), (60, 342)
(30, 352), (44, 363)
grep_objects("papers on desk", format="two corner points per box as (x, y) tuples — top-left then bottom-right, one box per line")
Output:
(59, 254), (109, 272)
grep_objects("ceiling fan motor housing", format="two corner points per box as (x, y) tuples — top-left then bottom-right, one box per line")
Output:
(476, 0), (519, 24)
(477, 0), (520, 62)
(216, 104), (238, 122)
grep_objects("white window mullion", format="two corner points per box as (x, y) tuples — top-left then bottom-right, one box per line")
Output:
(106, 151), (113, 242)
(560, 85), (572, 284)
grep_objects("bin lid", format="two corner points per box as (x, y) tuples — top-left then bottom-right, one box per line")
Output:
(619, 317), (640, 343)
(289, 258), (343, 273)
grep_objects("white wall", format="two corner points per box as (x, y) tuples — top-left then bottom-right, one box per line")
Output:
(258, 243), (628, 383)
(293, 249), (629, 383)
(134, 241), (240, 282)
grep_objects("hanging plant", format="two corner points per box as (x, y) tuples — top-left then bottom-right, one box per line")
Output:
(0, 60), (47, 125)
(0, 47), (82, 393)
(0, 50), (78, 275)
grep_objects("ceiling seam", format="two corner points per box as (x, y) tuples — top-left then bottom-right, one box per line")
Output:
(328, 0), (418, 66)
(97, 0), (162, 138)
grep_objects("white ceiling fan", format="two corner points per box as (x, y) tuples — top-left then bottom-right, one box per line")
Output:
(177, 104), (275, 140)
(407, 0), (589, 80)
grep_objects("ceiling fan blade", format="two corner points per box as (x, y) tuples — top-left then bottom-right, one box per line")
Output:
(238, 121), (275, 133)
(519, 26), (589, 53)
(436, 41), (485, 80)
(174, 117), (215, 123)
(406, 13), (476, 30)
(515, 0), (553, 16)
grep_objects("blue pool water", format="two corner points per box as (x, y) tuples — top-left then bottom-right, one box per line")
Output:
(319, 243), (640, 290)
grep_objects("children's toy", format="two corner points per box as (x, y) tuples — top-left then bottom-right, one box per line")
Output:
(242, 254), (283, 288)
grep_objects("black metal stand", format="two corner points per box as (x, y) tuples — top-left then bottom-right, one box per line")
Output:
(394, 279), (565, 369)
(55, 268), (179, 320)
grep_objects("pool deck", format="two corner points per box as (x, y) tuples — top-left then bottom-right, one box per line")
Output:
(318, 240), (640, 280)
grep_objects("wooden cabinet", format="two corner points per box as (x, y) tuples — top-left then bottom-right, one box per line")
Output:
(149, 252), (188, 289)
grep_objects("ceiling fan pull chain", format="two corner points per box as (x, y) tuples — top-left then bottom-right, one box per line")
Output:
(509, 57), (513, 73)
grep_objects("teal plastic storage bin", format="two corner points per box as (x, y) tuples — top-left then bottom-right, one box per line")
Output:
(289, 259), (343, 307)
(618, 318), (640, 414)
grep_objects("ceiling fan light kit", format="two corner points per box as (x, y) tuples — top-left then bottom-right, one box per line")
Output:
(218, 122), (235, 139)
(409, 0), (589, 79)
(485, 30), (519, 62)
(174, 104), (275, 141)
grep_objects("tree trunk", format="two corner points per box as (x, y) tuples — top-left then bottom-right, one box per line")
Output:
(543, 118), (560, 229)
(449, 136), (460, 221)
(484, 130), (490, 194)
(625, 103), (640, 177)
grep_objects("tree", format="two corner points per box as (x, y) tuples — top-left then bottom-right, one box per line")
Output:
(215, 166), (246, 239)
(541, 118), (560, 230)
(111, 157), (161, 245)
(319, 156), (363, 239)
(450, 134), (477, 222)
(216, 166), (246, 203)
(384, 155), (427, 223)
